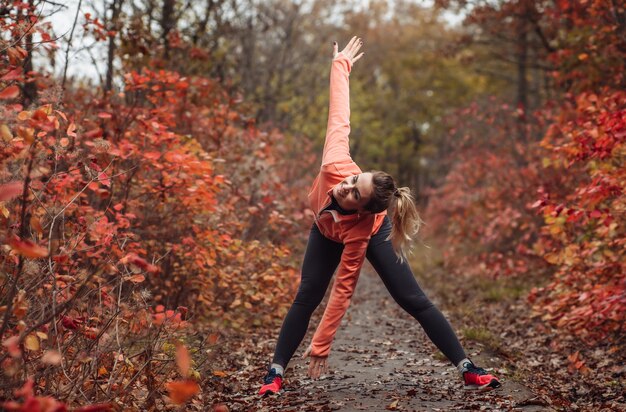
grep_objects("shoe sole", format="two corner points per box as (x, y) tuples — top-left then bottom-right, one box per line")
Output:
(259, 391), (280, 398)
(464, 379), (502, 391)
(259, 389), (282, 396)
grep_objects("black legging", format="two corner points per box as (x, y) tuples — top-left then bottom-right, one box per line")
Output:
(272, 216), (467, 368)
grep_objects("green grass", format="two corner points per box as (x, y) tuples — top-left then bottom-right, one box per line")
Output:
(461, 326), (500, 351)
(433, 350), (448, 362)
(480, 284), (527, 302)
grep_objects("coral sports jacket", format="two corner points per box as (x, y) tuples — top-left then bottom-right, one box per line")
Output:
(307, 53), (386, 358)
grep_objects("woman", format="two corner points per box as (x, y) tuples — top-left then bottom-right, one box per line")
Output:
(259, 36), (501, 395)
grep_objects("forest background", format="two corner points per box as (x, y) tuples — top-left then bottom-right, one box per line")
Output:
(0, 0), (624, 410)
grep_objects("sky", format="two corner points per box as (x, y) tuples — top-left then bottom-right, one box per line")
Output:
(42, 0), (465, 84)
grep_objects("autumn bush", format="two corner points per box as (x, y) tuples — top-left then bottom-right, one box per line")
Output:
(0, 7), (310, 409)
(529, 90), (626, 343)
(424, 98), (551, 279)
(426, 0), (625, 347)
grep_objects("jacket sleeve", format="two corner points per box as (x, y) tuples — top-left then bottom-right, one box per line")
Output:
(321, 53), (352, 166)
(310, 240), (367, 357)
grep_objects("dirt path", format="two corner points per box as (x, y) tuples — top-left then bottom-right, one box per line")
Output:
(249, 265), (546, 412)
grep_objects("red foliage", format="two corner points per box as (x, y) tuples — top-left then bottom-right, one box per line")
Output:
(427, 0), (626, 345)
(530, 90), (626, 342)
(425, 100), (549, 279)
(0, 2), (310, 408)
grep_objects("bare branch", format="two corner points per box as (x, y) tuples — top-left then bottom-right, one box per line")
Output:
(62, 0), (83, 89)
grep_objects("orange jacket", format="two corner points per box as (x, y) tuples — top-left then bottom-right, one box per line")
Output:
(307, 53), (386, 358)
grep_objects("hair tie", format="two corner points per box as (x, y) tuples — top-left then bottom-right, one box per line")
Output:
(394, 188), (401, 198)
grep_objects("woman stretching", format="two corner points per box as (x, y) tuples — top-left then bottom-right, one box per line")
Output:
(259, 36), (501, 395)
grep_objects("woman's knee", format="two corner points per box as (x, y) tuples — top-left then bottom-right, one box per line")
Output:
(394, 292), (434, 315)
(293, 279), (326, 308)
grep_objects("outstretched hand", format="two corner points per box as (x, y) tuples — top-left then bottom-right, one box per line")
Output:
(333, 36), (364, 65)
(302, 344), (328, 379)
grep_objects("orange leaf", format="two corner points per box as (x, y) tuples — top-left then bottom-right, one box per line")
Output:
(7, 47), (27, 65)
(84, 127), (103, 139)
(67, 122), (77, 137)
(207, 333), (219, 345)
(0, 85), (20, 100)
(176, 343), (191, 377)
(17, 111), (31, 121)
(31, 108), (48, 121)
(165, 380), (199, 404)
(98, 172), (111, 187)
(153, 312), (165, 325)
(30, 216), (43, 233)
(0, 182), (23, 201)
(127, 274), (145, 283)
(16, 126), (34, 143)
(1, 67), (23, 81)
(8, 235), (48, 258)
(120, 253), (159, 273)
(144, 151), (161, 160)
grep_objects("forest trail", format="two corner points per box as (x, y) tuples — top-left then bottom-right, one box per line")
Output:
(248, 266), (546, 412)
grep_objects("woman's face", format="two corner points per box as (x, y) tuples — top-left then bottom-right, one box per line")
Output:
(332, 172), (374, 212)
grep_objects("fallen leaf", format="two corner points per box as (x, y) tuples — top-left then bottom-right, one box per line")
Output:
(207, 333), (219, 345)
(75, 403), (114, 412)
(386, 399), (399, 410)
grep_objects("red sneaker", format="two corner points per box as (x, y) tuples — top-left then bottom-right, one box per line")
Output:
(258, 368), (283, 396)
(461, 361), (501, 391)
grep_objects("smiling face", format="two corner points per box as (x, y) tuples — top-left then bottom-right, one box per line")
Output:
(332, 172), (374, 212)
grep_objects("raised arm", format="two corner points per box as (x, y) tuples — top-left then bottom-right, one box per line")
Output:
(321, 37), (364, 166)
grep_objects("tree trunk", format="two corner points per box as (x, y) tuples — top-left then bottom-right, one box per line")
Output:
(161, 0), (176, 59)
(105, 0), (124, 92)
(22, 0), (36, 106)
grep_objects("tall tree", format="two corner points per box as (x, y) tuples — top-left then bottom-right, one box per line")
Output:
(105, 0), (124, 92)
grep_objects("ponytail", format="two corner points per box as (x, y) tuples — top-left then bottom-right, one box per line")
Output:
(388, 187), (422, 262)
(364, 171), (423, 261)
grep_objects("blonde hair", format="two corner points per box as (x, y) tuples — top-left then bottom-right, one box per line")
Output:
(364, 171), (422, 261)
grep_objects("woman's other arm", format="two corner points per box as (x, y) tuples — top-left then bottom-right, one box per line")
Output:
(321, 37), (364, 166)
(302, 241), (368, 378)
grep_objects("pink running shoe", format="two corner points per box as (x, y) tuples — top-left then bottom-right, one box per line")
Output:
(258, 368), (283, 396)
(461, 361), (501, 390)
